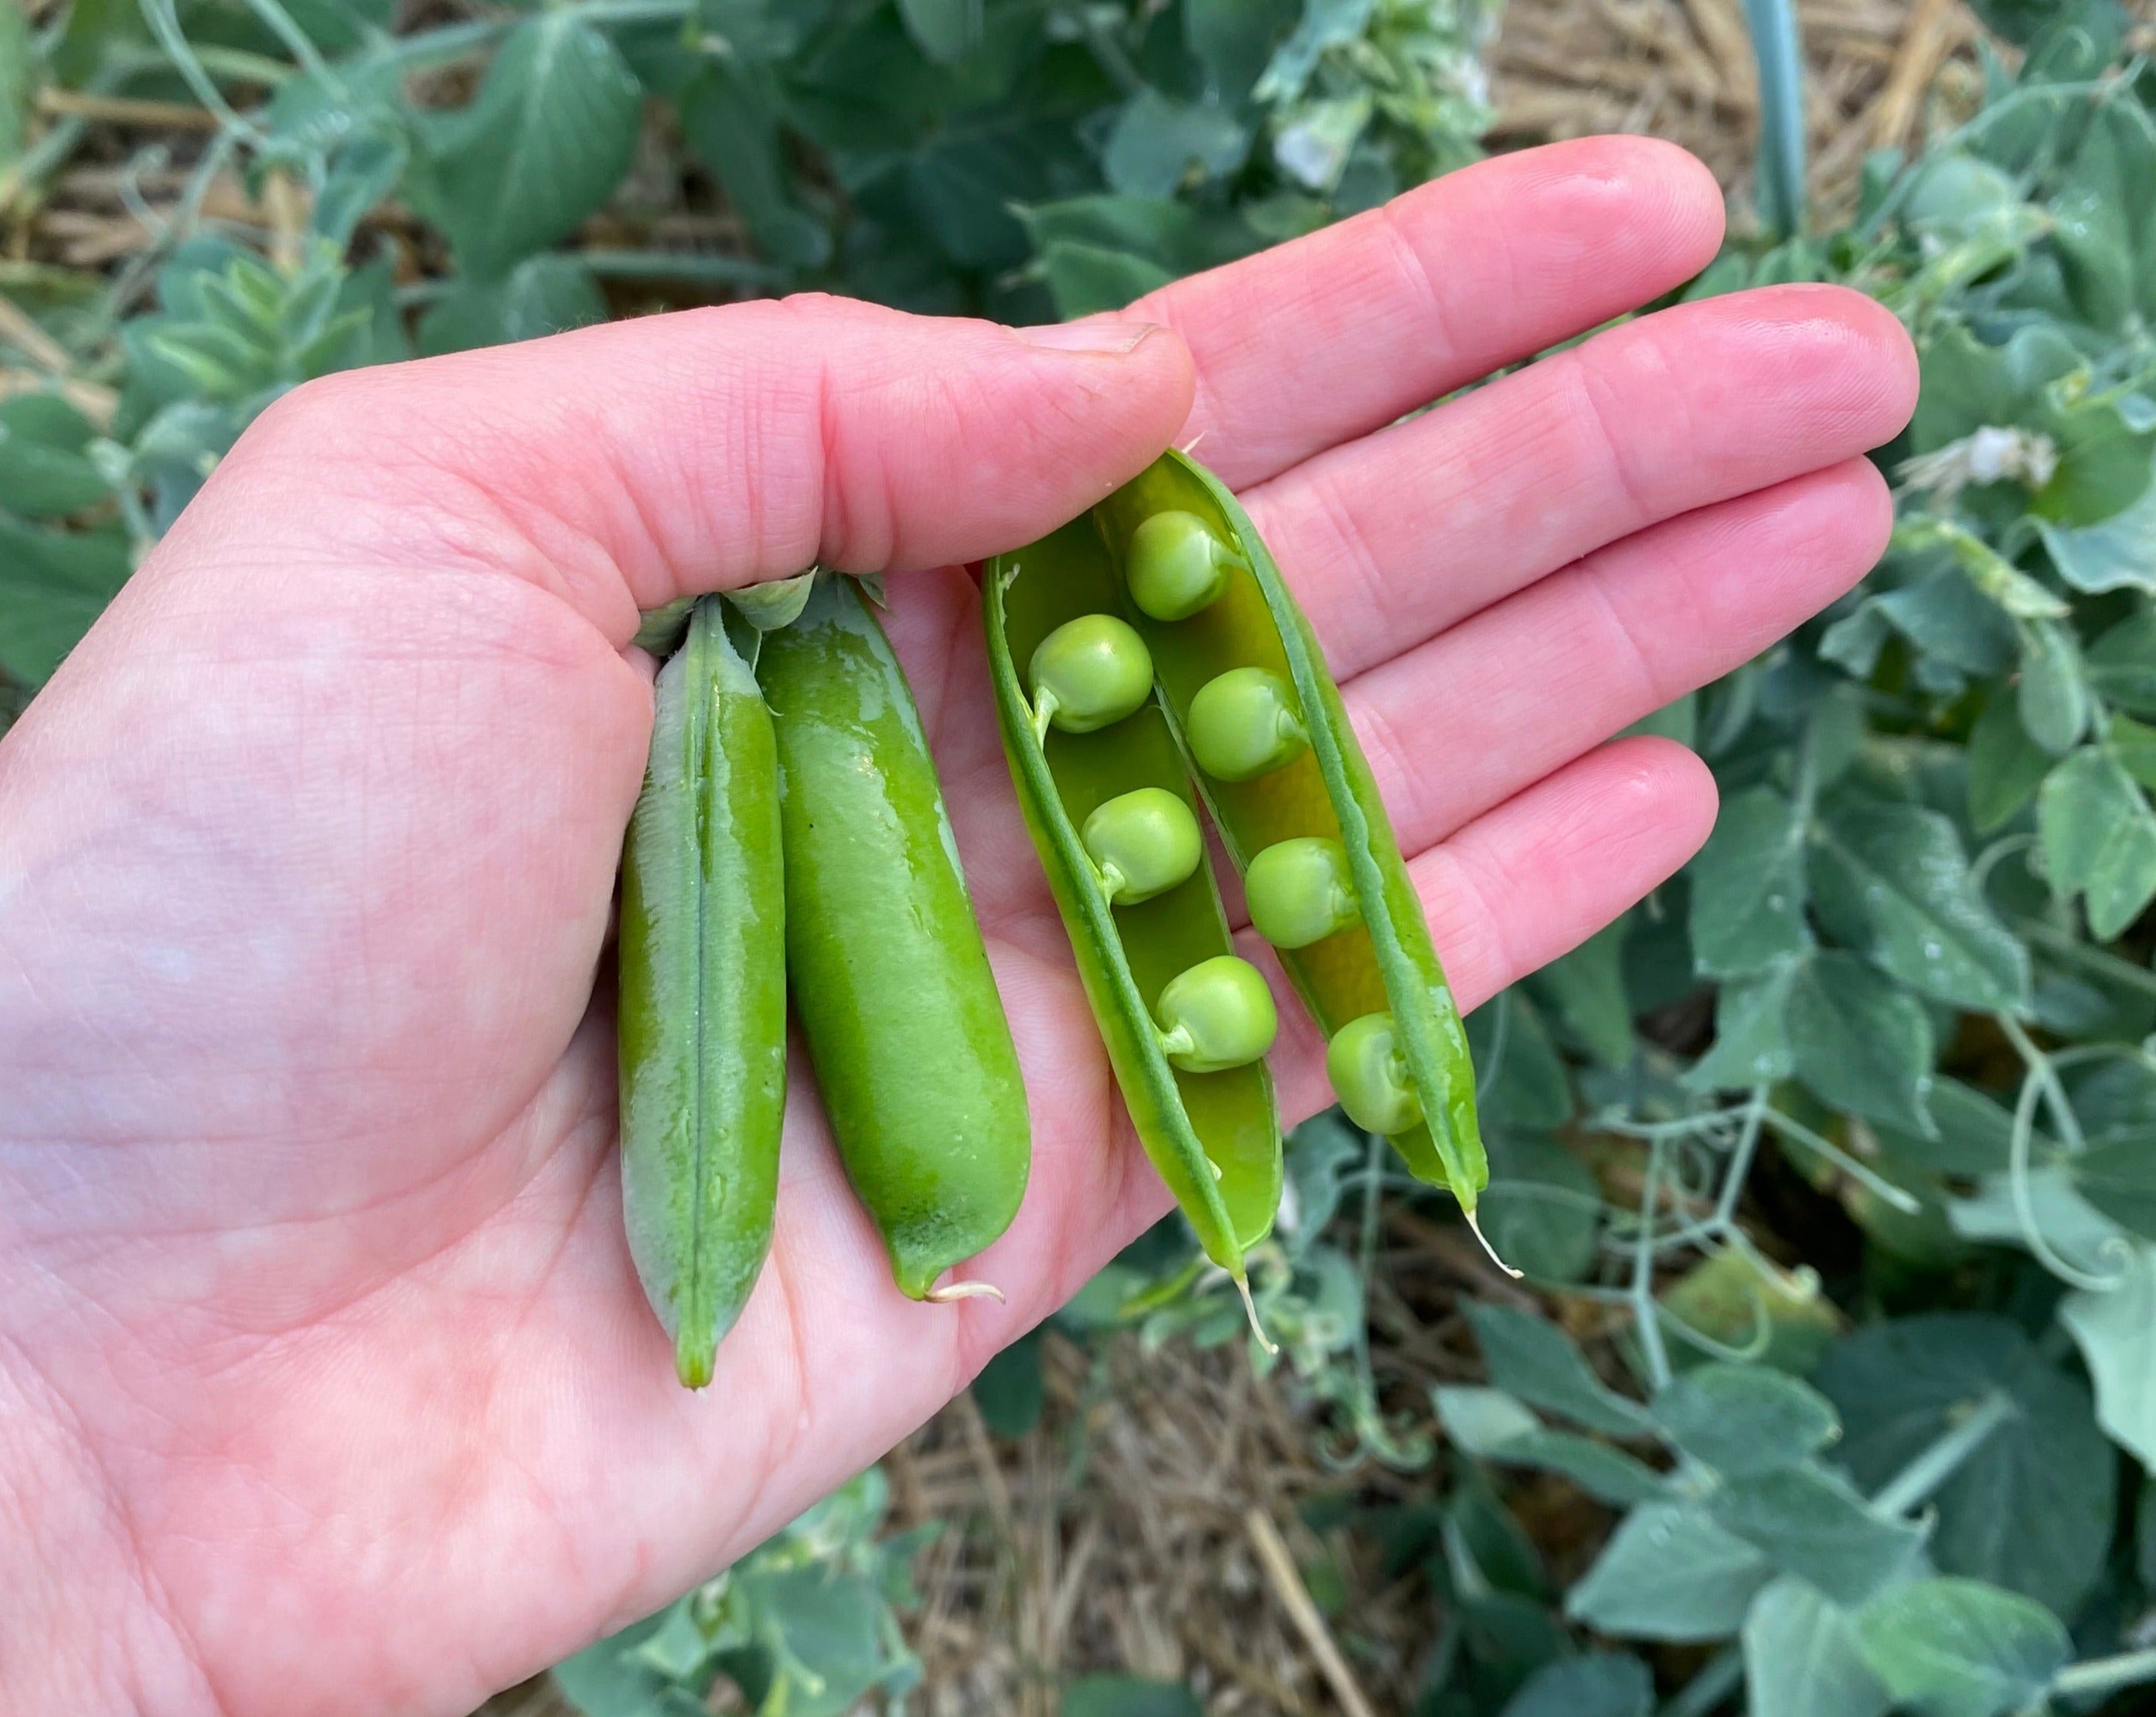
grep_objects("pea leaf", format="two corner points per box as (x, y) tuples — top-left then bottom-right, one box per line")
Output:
(1533, 922), (1633, 1068)
(1688, 959), (1800, 1091)
(1966, 693), (2052, 832)
(1565, 1503), (1772, 1641)
(1498, 1653), (1654, 1717)
(0, 392), (110, 518)
(1810, 799), (2029, 1011)
(553, 1607), (713, 1717)
(416, 256), (609, 356)
(2085, 606), (2156, 713)
(2038, 472), (2156, 593)
(1435, 1385), (1543, 1454)
(1464, 1304), (1653, 1437)
(1742, 1578), (1890, 1717)
(1853, 1579), (2069, 1717)
(2016, 618), (2090, 755)
(2058, 1242), (2156, 1467)
(1690, 788), (1811, 978)
(0, 520), (131, 685)
(1483, 1429), (1667, 1508)
(1787, 952), (1937, 1136)
(2038, 746), (2156, 939)
(1707, 1467), (1927, 1608)
(1102, 89), (1248, 199)
(417, 13), (645, 281)
(970, 1329), (1044, 1439)
(1653, 1364), (1841, 1477)
(1815, 1314), (2113, 1617)
(1477, 1133), (1600, 1283)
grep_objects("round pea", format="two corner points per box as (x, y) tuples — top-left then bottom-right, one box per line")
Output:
(1081, 786), (1204, 905)
(1155, 956), (1278, 1073)
(1326, 1012), (1424, 1135)
(1187, 666), (1309, 782)
(1028, 614), (1154, 734)
(1126, 510), (1238, 622)
(1246, 836), (1360, 949)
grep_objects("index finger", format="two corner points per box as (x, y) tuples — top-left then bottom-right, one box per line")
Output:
(1130, 135), (1726, 490)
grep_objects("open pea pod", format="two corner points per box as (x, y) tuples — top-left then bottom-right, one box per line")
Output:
(983, 519), (1282, 1288)
(1096, 451), (1490, 1226)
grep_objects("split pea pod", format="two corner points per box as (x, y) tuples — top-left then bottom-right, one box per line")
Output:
(1098, 452), (1494, 1245)
(618, 596), (787, 1389)
(983, 519), (1282, 1299)
(757, 572), (1031, 1300)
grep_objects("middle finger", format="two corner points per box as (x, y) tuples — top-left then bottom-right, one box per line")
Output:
(1243, 282), (1919, 680)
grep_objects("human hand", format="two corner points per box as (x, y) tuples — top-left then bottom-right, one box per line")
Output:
(0, 136), (1915, 1716)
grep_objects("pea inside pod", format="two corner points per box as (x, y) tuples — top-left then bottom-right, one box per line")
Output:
(1091, 452), (1498, 1266)
(983, 520), (1282, 1324)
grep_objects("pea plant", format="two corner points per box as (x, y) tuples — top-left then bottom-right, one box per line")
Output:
(9, 0), (2156, 1712)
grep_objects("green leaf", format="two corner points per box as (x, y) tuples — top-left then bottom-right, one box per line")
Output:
(1660, 1247), (1846, 1378)
(1565, 1502), (1772, 1641)
(0, 0), (32, 172)
(1061, 1679), (1201, 1717)
(1883, 1078), (2018, 1177)
(1816, 1314), (2114, 1616)
(1810, 799), (2029, 1011)
(2038, 746), (2156, 938)
(1876, 564), (2018, 676)
(1653, 1364), (1841, 1477)
(0, 392), (110, 517)
(1966, 693), (2052, 833)
(1102, 90), (1248, 199)
(2058, 1242), (2156, 1467)
(896, 0), (982, 66)
(1477, 1134), (1600, 1283)
(0, 520), (131, 684)
(1708, 1467), (1927, 1608)
(1688, 959), (1800, 1090)
(1853, 1579), (2069, 1717)
(420, 14), (645, 281)
(2107, 712), (2156, 789)
(2038, 472), (2156, 593)
(2066, 1131), (2156, 1238)
(2086, 607), (2156, 713)
(1690, 788), (1810, 978)
(1435, 1385), (1543, 1454)
(1535, 922), (1633, 1068)
(678, 65), (830, 270)
(1465, 1304), (1653, 1438)
(553, 1606), (713, 1717)
(1788, 952), (1936, 1135)
(1467, 990), (1573, 1129)
(416, 257), (610, 356)
(1498, 1652), (1654, 1717)
(2017, 618), (2090, 755)
(971, 1329), (1044, 1439)
(1491, 1429), (1666, 1507)
(1742, 1578), (1891, 1717)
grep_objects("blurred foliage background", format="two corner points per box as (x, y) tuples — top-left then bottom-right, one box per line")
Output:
(8, 2), (2156, 1713)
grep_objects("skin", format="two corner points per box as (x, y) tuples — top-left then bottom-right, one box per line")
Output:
(0, 138), (1916, 1715)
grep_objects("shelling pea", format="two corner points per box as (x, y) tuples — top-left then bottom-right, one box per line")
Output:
(1327, 1012), (1422, 1136)
(1187, 667), (1310, 782)
(1028, 613), (1154, 738)
(1083, 786), (1204, 906)
(1246, 836), (1360, 949)
(1126, 509), (1241, 622)
(1156, 956), (1278, 1073)
(983, 520), (1282, 1324)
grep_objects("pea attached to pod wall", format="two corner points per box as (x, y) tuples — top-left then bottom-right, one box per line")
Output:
(1187, 666), (1311, 783)
(618, 594), (788, 1388)
(983, 518), (1283, 1340)
(1126, 509), (1244, 622)
(1028, 613), (1155, 738)
(758, 571), (1032, 1303)
(1245, 836), (1361, 950)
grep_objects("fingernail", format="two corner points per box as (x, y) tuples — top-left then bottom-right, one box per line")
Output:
(1013, 320), (1158, 354)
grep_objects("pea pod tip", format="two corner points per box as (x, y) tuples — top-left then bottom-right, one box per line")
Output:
(1233, 1271), (1279, 1358)
(1463, 1208), (1524, 1280)
(925, 1278), (1006, 1305)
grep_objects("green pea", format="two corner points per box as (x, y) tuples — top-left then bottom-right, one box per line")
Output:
(1327, 1012), (1423, 1136)
(1081, 786), (1204, 906)
(1028, 614), (1154, 738)
(1245, 836), (1360, 949)
(758, 574), (1031, 1303)
(1187, 666), (1310, 782)
(618, 598), (785, 1389)
(1126, 509), (1240, 622)
(1156, 956), (1278, 1073)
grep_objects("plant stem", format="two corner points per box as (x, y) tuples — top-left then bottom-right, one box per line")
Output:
(1633, 1136), (1673, 1393)
(1742, 0), (1808, 239)
(1872, 1390), (2011, 1517)
(2052, 1646), (2156, 1701)
(1758, 1107), (1923, 1215)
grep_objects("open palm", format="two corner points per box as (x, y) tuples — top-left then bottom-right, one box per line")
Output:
(0, 138), (1915, 1717)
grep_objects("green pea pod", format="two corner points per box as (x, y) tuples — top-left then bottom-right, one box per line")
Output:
(983, 518), (1282, 1296)
(1095, 452), (1494, 1242)
(757, 573), (1031, 1300)
(618, 596), (788, 1388)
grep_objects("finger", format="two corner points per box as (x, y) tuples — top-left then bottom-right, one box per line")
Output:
(1347, 458), (1891, 855)
(1258, 737), (1717, 1125)
(1245, 284), (1919, 677)
(1129, 137), (1725, 489)
(139, 298), (1197, 646)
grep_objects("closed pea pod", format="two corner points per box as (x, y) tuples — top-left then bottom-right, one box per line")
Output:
(757, 572), (1030, 1301)
(983, 518), (1282, 1319)
(1092, 452), (1497, 1260)
(618, 596), (787, 1388)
